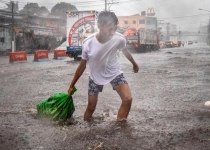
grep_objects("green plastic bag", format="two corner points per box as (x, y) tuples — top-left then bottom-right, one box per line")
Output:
(37, 87), (77, 120)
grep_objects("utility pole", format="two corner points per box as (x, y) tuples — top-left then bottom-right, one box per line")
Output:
(105, 0), (119, 11)
(157, 20), (164, 41)
(208, 19), (210, 45)
(157, 20), (164, 24)
(107, 0), (119, 11)
(166, 23), (170, 40)
(11, 1), (15, 52)
(105, 0), (107, 11)
(198, 8), (210, 45)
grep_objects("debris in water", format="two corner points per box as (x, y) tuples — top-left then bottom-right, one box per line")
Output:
(204, 101), (210, 107)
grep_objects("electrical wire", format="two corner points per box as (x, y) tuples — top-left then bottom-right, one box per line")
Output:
(1, 0), (209, 33)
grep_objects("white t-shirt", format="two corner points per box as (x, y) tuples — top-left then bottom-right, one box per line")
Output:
(82, 32), (126, 85)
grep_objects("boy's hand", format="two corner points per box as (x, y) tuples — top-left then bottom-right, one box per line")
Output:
(133, 63), (139, 73)
(68, 86), (77, 95)
(68, 87), (74, 95)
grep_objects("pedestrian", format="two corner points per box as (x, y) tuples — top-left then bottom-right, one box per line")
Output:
(68, 11), (139, 122)
(182, 41), (185, 47)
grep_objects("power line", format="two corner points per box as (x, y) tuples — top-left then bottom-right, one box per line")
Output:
(158, 13), (209, 20)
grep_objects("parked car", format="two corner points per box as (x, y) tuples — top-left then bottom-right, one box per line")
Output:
(188, 41), (193, 45)
(165, 41), (174, 48)
(178, 41), (182, 47)
(159, 41), (165, 49)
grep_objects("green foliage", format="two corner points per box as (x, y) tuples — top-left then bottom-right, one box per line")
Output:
(37, 87), (77, 120)
(12, 2), (77, 17)
(19, 3), (39, 15)
(19, 3), (49, 16)
(37, 6), (50, 16)
(51, 2), (77, 17)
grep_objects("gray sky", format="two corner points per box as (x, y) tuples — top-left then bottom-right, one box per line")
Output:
(0, 0), (210, 32)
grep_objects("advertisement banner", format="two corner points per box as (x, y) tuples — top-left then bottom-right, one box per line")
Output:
(66, 11), (98, 47)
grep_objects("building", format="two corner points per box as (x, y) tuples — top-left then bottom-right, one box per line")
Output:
(157, 22), (178, 41)
(145, 17), (157, 31)
(170, 24), (177, 35)
(25, 14), (66, 37)
(0, 9), (23, 53)
(0, 9), (66, 55)
(117, 9), (157, 32)
(118, 12), (146, 31)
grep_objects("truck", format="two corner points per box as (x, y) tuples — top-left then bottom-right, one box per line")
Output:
(124, 29), (160, 52)
(169, 35), (178, 47)
(66, 10), (99, 60)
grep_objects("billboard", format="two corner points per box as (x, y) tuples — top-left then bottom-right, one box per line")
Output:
(66, 11), (98, 46)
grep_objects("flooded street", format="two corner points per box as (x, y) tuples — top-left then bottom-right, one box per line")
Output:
(0, 43), (210, 150)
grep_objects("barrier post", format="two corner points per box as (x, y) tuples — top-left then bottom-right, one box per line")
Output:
(53, 50), (67, 59)
(33, 50), (49, 62)
(9, 51), (27, 63)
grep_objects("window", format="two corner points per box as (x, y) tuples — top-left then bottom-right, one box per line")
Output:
(40, 19), (46, 26)
(133, 20), (136, 24)
(124, 21), (128, 24)
(146, 20), (151, 24)
(139, 20), (145, 24)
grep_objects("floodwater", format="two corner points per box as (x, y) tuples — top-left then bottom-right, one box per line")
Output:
(0, 42), (210, 150)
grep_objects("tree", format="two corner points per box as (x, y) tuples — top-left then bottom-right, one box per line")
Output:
(37, 6), (50, 16)
(19, 3), (50, 16)
(19, 3), (39, 15)
(51, 2), (77, 18)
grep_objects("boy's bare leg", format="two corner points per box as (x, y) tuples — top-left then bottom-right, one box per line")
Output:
(114, 83), (132, 121)
(84, 94), (98, 121)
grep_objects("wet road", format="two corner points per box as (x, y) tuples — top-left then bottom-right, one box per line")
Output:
(0, 42), (210, 150)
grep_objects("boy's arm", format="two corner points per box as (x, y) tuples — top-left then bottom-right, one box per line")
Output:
(122, 48), (139, 73)
(68, 59), (87, 95)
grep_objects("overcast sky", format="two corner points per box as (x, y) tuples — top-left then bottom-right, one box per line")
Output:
(0, 0), (210, 32)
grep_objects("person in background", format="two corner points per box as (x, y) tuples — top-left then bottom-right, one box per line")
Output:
(68, 11), (139, 122)
(182, 41), (185, 47)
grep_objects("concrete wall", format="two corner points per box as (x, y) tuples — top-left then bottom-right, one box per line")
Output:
(0, 28), (11, 53)
(118, 14), (146, 30)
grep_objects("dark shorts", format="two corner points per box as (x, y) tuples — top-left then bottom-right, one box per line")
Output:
(88, 73), (128, 95)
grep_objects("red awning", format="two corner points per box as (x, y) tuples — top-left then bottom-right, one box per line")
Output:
(123, 29), (137, 36)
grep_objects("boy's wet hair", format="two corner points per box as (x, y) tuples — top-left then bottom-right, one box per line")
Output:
(97, 11), (119, 25)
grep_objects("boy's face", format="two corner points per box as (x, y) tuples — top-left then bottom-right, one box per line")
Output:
(98, 22), (117, 39)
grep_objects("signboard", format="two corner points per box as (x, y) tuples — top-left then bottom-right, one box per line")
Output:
(33, 28), (52, 36)
(66, 11), (98, 47)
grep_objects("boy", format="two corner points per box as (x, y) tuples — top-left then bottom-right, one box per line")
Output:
(68, 11), (139, 121)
